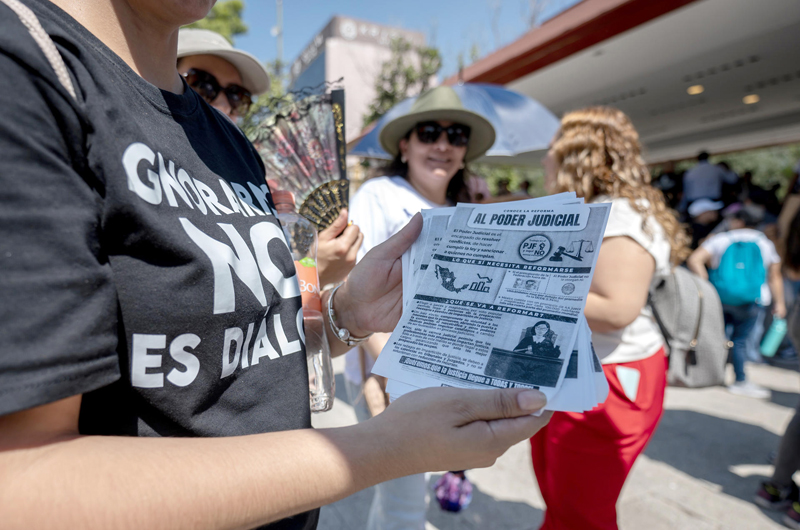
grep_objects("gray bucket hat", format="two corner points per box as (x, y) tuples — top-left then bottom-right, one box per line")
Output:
(177, 28), (270, 95)
(379, 86), (496, 162)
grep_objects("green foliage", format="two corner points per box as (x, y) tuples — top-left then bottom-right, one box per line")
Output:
(469, 44), (481, 63)
(362, 38), (442, 128)
(184, 0), (247, 43)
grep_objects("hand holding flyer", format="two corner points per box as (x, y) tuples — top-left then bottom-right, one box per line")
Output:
(374, 194), (611, 412)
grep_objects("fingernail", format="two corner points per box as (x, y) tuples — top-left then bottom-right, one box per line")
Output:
(517, 390), (546, 411)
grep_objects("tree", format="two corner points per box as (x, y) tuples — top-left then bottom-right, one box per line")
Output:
(362, 38), (442, 128)
(184, 0), (247, 43)
(239, 59), (292, 140)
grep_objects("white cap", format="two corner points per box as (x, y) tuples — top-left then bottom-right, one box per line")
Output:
(688, 199), (724, 217)
(177, 29), (270, 95)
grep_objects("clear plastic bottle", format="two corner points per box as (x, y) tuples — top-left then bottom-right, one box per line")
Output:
(273, 190), (335, 412)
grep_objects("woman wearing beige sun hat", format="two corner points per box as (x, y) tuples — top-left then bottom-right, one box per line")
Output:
(177, 28), (270, 120)
(343, 85), (496, 530)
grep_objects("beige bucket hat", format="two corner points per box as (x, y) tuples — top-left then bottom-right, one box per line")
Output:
(379, 86), (496, 162)
(177, 28), (270, 95)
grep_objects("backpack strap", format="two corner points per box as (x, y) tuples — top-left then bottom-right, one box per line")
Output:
(687, 274), (704, 352)
(648, 288), (673, 359)
(683, 274), (704, 370)
(0, 0), (77, 100)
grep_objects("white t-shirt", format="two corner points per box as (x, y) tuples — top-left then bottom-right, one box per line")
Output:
(701, 228), (780, 305)
(593, 197), (672, 365)
(344, 176), (446, 384)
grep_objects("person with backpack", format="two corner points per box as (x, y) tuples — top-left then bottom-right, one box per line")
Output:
(687, 209), (786, 398)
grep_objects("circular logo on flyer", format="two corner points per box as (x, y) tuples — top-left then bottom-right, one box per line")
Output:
(519, 234), (552, 262)
(562, 283), (576, 295)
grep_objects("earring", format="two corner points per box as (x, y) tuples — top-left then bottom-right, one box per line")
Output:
(460, 162), (466, 169)
(401, 155), (407, 163)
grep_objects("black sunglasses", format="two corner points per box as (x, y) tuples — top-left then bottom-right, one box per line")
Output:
(413, 121), (471, 147)
(182, 68), (253, 115)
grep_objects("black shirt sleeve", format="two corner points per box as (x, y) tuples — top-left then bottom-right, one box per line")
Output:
(0, 51), (120, 416)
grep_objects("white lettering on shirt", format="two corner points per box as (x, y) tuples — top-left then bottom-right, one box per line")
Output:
(240, 322), (255, 369)
(221, 327), (244, 378)
(179, 170), (208, 214)
(179, 219), (268, 314)
(167, 333), (201, 387)
(231, 183), (265, 216)
(131, 333), (166, 388)
(249, 222), (301, 300)
(158, 153), (194, 209)
(120, 142), (271, 219)
(122, 142), (161, 205)
(247, 182), (276, 216)
(194, 179), (233, 215)
(218, 179), (246, 217)
(250, 316), (281, 365)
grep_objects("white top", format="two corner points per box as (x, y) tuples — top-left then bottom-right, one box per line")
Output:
(344, 176), (446, 384)
(701, 228), (780, 305)
(683, 161), (737, 203)
(593, 197), (672, 365)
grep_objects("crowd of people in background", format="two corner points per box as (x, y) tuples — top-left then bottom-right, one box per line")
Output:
(660, 153), (800, 380)
(486, 148), (800, 400)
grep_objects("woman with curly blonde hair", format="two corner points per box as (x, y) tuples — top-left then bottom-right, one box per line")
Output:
(531, 107), (689, 530)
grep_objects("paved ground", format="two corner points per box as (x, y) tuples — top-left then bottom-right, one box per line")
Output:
(312, 357), (799, 530)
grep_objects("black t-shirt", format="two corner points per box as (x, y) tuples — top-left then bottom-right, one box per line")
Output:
(0, 1), (316, 528)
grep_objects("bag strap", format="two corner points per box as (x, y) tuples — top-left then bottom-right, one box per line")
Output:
(687, 274), (704, 352)
(648, 278), (673, 358)
(1, 0), (77, 100)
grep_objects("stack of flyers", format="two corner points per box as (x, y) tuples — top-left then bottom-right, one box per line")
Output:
(372, 193), (612, 413)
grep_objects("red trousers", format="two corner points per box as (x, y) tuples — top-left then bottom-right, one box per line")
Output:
(531, 350), (668, 530)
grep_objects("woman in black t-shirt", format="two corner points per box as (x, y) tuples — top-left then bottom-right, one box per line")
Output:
(0, 1), (551, 529)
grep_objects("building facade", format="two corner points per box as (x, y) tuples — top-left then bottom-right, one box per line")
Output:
(289, 16), (427, 142)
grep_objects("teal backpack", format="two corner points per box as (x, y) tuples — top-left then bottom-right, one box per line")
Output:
(709, 241), (765, 306)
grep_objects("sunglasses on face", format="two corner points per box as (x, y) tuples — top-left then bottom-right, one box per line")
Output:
(182, 68), (252, 116)
(413, 121), (471, 147)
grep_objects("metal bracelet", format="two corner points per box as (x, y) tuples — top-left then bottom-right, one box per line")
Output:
(326, 283), (373, 346)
